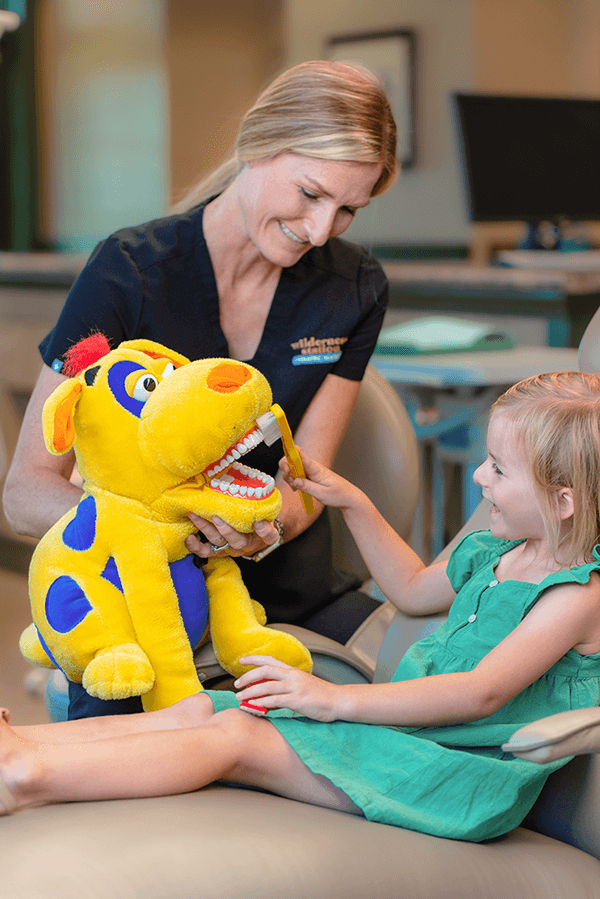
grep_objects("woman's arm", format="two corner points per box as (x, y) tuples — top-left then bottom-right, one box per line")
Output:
(2, 365), (82, 538)
(236, 576), (600, 727)
(3, 367), (358, 550)
(187, 372), (362, 557)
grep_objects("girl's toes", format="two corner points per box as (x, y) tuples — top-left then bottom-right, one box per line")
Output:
(0, 776), (17, 815)
(0, 715), (18, 814)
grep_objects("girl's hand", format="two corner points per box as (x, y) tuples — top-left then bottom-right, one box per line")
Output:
(234, 656), (341, 722)
(279, 448), (360, 512)
(185, 513), (280, 559)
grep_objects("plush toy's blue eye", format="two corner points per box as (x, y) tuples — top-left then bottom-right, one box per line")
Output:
(132, 374), (159, 401)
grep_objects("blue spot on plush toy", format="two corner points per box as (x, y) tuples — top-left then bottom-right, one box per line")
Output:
(20, 336), (312, 712)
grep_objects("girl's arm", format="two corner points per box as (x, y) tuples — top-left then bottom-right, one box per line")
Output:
(236, 575), (600, 727)
(188, 373), (361, 557)
(280, 448), (455, 616)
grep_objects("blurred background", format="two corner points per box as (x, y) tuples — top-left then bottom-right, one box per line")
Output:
(2, 0), (599, 257)
(0, 0), (599, 723)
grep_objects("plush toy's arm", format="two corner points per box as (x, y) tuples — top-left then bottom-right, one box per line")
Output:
(113, 527), (204, 712)
(204, 557), (312, 678)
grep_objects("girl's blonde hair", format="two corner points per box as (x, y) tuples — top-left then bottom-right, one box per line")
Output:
(492, 371), (600, 565)
(172, 60), (397, 213)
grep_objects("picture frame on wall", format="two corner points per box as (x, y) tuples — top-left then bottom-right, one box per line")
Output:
(326, 29), (416, 169)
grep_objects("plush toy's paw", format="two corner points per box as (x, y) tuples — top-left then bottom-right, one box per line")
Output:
(83, 643), (155, 700)
(217, 628), (313, 679)
(239, 629), (313, 676)
(19, 624), (57, 669)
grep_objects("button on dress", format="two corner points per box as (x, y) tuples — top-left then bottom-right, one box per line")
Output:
(207, 530), (600, 841)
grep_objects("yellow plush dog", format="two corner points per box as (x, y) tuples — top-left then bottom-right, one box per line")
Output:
(20, 336), (312, 711)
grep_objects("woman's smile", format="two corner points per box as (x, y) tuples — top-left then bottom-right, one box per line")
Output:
(279, 220), (305, 244)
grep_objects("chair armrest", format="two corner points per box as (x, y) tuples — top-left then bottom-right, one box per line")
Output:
(502, 707), (600, 763)
(345, 593), (397, 676)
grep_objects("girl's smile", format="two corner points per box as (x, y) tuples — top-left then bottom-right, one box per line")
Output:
(473, 412), (546, 542)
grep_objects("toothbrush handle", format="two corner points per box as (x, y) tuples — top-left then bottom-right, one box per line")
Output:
(270, 405), (315, 515)
(290, 466), (316, 515)
(285, 452), (316, 515)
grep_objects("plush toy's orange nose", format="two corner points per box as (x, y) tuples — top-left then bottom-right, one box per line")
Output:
(206, 362), (252, 393)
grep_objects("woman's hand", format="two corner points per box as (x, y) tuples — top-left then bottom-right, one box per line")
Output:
(234, 655), (341, 722)
(279, 448), (361, 512)
(185, 513), (280, 560)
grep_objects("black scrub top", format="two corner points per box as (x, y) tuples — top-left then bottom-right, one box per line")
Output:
(39, 203), (388, 622)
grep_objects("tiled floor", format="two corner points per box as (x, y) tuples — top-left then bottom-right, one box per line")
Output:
(0, 555), (50, 726)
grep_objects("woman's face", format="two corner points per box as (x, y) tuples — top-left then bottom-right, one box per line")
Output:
(236, 153), (383, 266)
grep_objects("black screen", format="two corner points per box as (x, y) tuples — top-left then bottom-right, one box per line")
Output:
(453, 93), (600, 224)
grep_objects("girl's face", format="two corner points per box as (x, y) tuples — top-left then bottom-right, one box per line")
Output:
(235, 153), (383, 266)
(473, 412), (546, 542)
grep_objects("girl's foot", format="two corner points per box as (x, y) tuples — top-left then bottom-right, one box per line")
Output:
(0, 711), (32, 815)
(0, 712), (17, 814)
(0, 773), (17, 814)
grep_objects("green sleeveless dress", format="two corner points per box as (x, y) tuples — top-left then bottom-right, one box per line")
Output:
(207, 530), (600, 841)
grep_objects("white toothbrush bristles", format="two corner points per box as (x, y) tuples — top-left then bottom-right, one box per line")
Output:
(255, 410), (282, 446)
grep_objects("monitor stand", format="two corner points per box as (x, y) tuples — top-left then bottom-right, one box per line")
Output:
(518, 221), (560, 251)
(517, 220), (592, 252)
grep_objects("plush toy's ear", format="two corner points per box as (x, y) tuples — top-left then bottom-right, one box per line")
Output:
(43, 379), (83, 454)
(118, 339), (190, 368)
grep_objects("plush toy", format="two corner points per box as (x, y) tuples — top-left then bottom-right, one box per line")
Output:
(19, 336), (312, 712)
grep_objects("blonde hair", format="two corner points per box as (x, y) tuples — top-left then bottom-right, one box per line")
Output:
(491, 371), (600, 566)
(172, 60), (397, 213)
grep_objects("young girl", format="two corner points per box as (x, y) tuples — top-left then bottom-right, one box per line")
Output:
(2, 371), (600, 842)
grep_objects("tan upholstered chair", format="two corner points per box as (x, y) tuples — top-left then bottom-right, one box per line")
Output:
(4, 339), (600, 897)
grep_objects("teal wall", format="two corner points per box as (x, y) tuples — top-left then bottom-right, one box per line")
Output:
(48, 0), (169, 252)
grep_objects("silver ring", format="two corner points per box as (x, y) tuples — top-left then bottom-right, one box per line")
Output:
(210, 541), (229, 553)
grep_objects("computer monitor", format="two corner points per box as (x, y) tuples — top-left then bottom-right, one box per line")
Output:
(453, 93), (600, 246)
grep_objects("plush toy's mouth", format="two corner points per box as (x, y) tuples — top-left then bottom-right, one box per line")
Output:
(199, 423), (276, 500)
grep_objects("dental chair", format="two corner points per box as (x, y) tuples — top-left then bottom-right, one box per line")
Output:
(4, 329), (600, 897)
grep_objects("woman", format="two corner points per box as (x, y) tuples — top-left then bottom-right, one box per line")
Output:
(3, 60), (397, 718)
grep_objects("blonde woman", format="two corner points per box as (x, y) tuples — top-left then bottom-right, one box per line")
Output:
(3, 61), (397, 719)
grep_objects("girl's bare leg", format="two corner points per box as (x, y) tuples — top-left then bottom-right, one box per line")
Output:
(1, 708), (362, 817)
(10, 693), (214, 744)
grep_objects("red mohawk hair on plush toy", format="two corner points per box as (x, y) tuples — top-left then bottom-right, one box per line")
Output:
(62, 334), (112, 377)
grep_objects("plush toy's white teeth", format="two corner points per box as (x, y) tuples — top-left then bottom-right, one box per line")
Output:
(204, 426), (264, 479)
(202, 423), (277, 499)
(209, 461), (275, 499)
